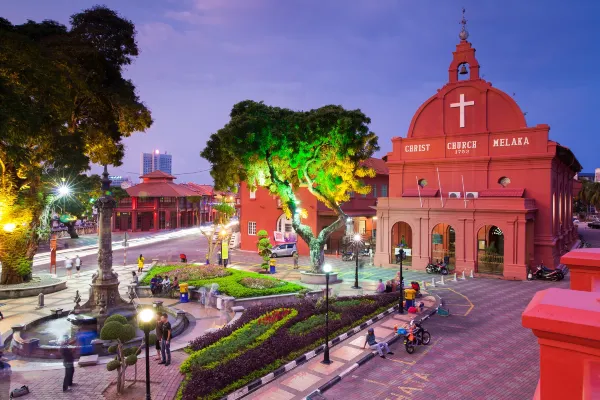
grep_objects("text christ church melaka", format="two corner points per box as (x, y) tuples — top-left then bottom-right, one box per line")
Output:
(374, 16), (581, 280)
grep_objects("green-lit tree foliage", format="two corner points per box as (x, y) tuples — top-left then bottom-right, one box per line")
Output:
(0, 6), (152, 284)
(201, 100), (379, 272)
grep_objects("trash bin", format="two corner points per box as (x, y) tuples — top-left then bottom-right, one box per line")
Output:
(180, 282), (189, 303)
(404, 288), (417, 309)
(269, 258), (276, 274)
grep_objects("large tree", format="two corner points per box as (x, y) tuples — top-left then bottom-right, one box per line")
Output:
(201, 100), (379, 273)
(0, 6), (152, 284)
(577, 180), (600, 214)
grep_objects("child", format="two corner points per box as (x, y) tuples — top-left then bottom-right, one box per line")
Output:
(138, 254), (145, 273)
(293, 252), (299, 269)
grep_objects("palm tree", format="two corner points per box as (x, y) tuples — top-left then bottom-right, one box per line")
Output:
(578, 180), (600, 211)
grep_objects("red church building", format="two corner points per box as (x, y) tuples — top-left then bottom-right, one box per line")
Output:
(239, 158), (389, 256)
(374, 25), (581, 280)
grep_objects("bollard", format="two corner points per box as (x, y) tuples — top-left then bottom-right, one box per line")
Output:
(38, 293), (44, 308)
(452, 273), (457, 282)
(461, 270), (466, 280)
(469, 270), (474, 278)
(422, 280), (427, 290)
(431, 278), (436, 288)
(439, 275), (445, 285)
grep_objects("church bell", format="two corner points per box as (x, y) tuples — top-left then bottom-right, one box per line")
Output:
(459, 64), (468, 75)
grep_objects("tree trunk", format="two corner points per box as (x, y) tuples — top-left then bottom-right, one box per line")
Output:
(65, 222), (79, 239)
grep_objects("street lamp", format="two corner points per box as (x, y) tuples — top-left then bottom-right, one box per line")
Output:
(322, 263), (332, 365)
(398, 243), (405, 314)
(138, 307), (156, 400)
(220, 229), (228, 266)
(351, 233), (362, 289)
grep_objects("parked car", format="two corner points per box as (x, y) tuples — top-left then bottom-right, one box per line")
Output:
(270, 243), (297, 257)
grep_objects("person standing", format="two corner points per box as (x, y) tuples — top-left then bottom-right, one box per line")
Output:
(159, 313), (172, 366)
(154, 314), (163, 362)
(137, 254), (145, 273)
(61, 336), (75, 392)
(64, 257), (73, 279)
(74, 255), (81, 278)
(293, 252), (299, 269)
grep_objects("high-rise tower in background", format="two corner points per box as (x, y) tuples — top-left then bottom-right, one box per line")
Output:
(141, 150), (172, 177)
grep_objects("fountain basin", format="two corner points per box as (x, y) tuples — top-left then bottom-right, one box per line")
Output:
(10, 306), (190, 359)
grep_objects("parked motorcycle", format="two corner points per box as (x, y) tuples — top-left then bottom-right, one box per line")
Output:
(342, 252), (356, 262)
(404, 319), (431, 354)
(533, 264), (564, 281)
(425, 260), (449, 275)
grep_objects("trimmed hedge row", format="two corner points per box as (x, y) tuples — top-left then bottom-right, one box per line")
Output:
(179, 292), (401, 399)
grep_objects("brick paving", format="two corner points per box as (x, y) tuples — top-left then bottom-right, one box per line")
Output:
(5, 350), (185, 400)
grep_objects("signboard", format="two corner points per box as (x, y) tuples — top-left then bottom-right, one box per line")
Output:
(273, 231), (297, 243)
(432, 234), (443, 244)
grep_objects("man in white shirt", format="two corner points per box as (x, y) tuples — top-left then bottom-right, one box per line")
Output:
(75, 256), (81, 278)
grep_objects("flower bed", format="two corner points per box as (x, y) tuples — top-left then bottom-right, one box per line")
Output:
(141, 265), (304, 298)
(332, 298), (375, 309)
(178, 292), (400, 400)
(141, 264), (230, 283)
(288, 312), (341, 335)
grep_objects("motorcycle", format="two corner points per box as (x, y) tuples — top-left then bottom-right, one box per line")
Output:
(533, 264), (564, 281)
(404, 319), (431, 354)
(425, 260), (449, 275)
(342, 252), (356, 262)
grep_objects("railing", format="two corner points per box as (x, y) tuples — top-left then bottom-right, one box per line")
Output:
(477, 253), (504, 275)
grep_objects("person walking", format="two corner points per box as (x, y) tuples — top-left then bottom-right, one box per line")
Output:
(293, 252), (299, 269)
(61, 336), (75, 392)
(363, 327), (394, 358)
(154, 314), (163, 362)
(137, 254), (145, 273)
(64, 257), (73, 279)
(74, 255), (81, 278)
(159, 313), (172, 366)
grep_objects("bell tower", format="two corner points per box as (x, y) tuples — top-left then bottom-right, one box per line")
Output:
(448, 8), (480, 83)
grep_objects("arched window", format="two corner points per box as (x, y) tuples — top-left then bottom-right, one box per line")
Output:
(276, 214), (294, 233)
(498, 177), (511, 187)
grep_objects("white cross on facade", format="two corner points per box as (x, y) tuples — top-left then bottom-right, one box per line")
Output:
(450, 93), (475, 128)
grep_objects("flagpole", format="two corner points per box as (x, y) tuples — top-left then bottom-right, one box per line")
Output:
(436, 167), (444, 207)
(416, 176), (423, 208)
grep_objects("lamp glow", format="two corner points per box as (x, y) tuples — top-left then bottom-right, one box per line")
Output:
(3, 223), (16, 233)
(139, 308), (155, 323)
(57, 184), (71, 197)
(353, 233), (361, 242)
(323, 263), (332, 273)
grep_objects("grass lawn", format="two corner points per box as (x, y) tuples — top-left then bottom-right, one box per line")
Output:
(141, 264), (305, 298)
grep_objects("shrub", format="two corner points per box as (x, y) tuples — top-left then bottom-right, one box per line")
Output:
(141, 264), (230, 285)
(107, 359), (120, 371)
(332, 298), (375, 309)
(240, 277), (282, 289)
(105, 314), (128, 325)
(288, 312), (341, 335)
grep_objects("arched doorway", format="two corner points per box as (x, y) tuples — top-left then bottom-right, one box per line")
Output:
(275, 214), (296, 243)
(431, 223), (455, 267)
(391, 222), (412, 266)
(476, 225), (504, 274)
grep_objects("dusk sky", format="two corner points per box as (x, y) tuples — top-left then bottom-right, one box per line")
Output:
(4, 0), (600, 183)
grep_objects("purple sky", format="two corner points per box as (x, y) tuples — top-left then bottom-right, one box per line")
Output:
(4, 0), (600, 184)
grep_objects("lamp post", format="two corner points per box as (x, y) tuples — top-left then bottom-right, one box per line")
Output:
(398, 243), (405, 314)
(351, 233), (362, 289)
(220, 229), (228, 267)
(322, 263), (332, 364)
(138, 307), (155, 400)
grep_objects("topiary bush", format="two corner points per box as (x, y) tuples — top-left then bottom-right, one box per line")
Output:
(99, 314), (143, 394)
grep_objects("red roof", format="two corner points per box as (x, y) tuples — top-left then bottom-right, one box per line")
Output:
(126, 182), (198, 198)
(479, 188), (525, 198)
(362, 158), (388, 175)
(403, 188), (439, 197)
(140, 170), (176, 180)
(183, 183), (214, 196)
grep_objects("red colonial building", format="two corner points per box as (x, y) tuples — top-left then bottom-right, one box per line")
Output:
(374, 27), (581, 280)
(239, 158), (389, 256)
(112, 171), (216, 232)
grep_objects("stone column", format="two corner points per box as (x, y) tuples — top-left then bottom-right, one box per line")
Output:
(81, 166), (130, 314)
(561, 249), (600, 292)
